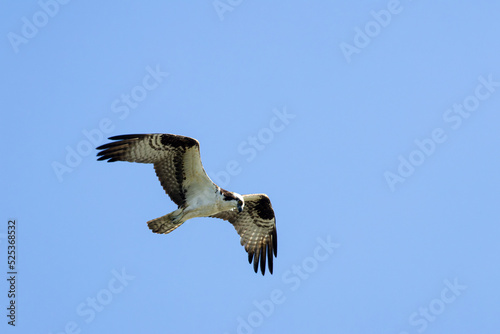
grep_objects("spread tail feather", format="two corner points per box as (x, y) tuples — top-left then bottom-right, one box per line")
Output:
(147, 209), (185, 234)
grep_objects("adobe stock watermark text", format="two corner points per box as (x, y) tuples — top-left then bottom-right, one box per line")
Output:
(49, 268), (134, 334)
(398, 278), (467, 334)
(209, 106), (295, 188)
(51, 64), (169, 183)
(385, 74), (499, 191)
(7, 0), (72, 54)
(339, 0), (417, 63)
(224, 235), (340, 334)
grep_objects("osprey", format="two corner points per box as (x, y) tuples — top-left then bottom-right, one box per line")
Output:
(96, 133), (277, 275)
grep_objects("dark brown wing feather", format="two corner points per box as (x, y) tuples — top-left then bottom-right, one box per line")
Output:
(211, 194), (277, 275)
(96, 134), (207, 207)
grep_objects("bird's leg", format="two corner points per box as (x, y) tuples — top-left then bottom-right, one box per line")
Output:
(169, 208), (184, 224)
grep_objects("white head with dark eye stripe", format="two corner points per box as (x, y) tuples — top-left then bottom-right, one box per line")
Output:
(235, 194), (244, 213)
(220, 189), (244, 213)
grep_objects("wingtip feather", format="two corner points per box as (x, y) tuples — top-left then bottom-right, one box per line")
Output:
(273, 228), (278, 257)
(267, 243), (274, 275)
(253, 249), (260, 273)
(260, 247), (266, 275)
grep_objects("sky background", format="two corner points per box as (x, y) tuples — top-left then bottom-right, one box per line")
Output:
(2, 1), (500, 333)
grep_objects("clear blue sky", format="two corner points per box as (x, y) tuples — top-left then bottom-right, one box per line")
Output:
(2, 1), (499, 333)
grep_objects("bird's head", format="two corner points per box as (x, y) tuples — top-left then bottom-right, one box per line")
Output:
(235, 193), (244, 213)
(221, 190), (244, 213)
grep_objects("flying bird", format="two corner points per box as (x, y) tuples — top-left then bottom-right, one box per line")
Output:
(96, 133), (277, 275)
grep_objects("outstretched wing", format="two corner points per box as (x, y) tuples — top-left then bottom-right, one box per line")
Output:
(96, 134), (214, 207)
(211, 194), (277, 275)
